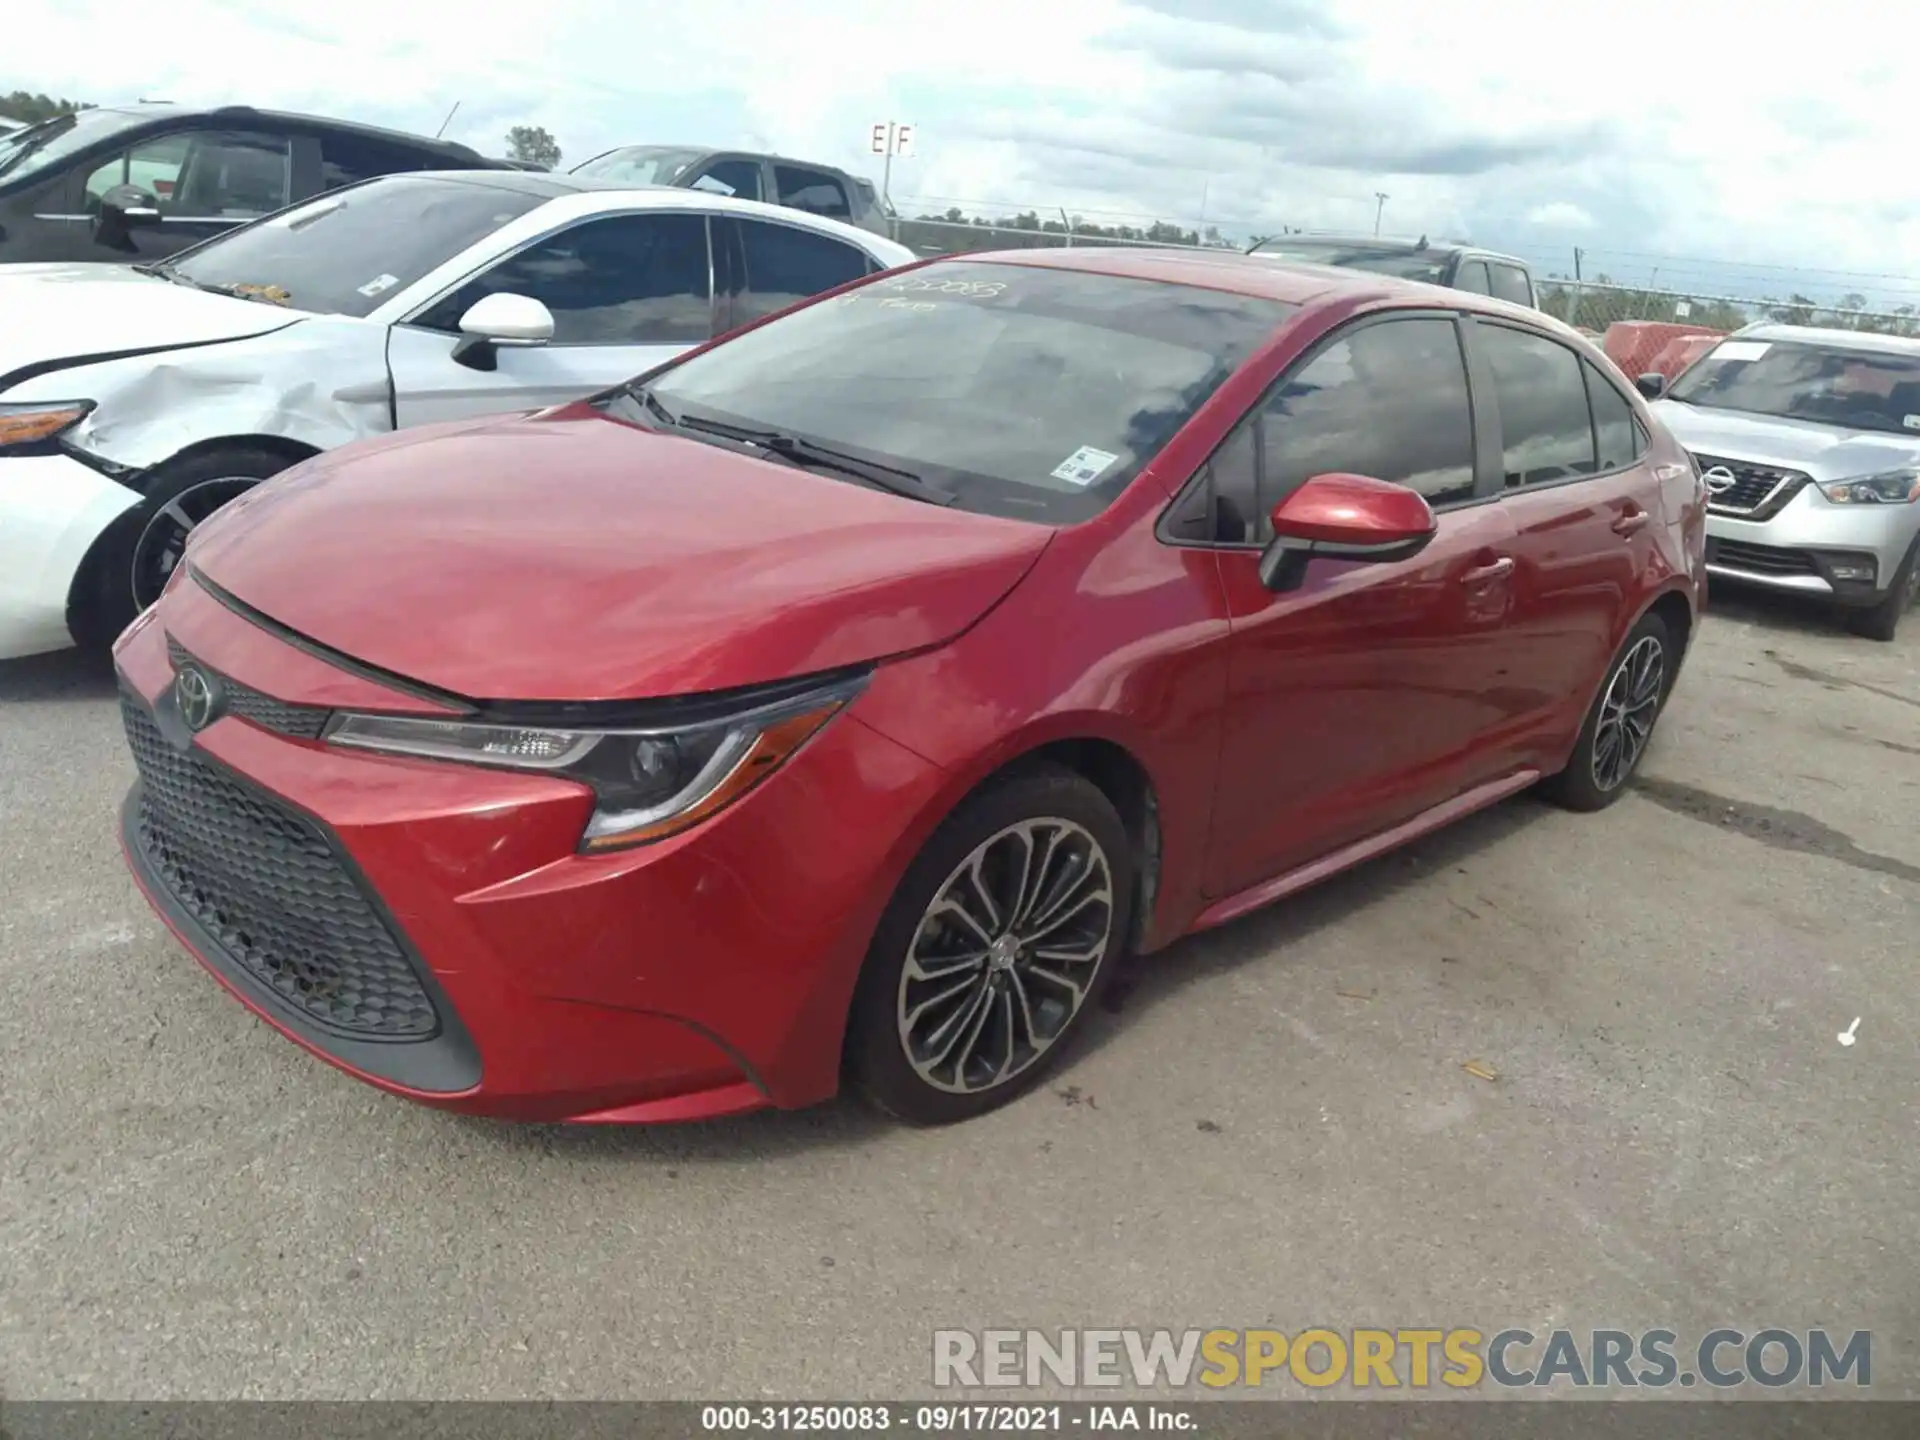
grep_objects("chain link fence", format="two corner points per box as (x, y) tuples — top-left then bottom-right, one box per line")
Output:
(1537, 280), (1920, 341)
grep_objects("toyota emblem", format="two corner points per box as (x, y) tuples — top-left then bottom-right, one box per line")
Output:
(1702, 466), (1738, 495)
(174, 664), (220, 732)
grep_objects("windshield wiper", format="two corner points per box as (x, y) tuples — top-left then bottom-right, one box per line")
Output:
(638, 398), (955, 506)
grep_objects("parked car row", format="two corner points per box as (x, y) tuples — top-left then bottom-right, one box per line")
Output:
(0, 169), (912, 659)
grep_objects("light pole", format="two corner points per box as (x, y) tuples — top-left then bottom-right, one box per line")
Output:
(1374, 192), (1389, 236)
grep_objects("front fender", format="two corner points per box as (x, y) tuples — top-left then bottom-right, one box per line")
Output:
(8, 319), (393, 475)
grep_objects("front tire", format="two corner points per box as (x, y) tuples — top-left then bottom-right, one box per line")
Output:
(1843, 536), (1918, 642)
(846, 763), (1134, 1125)
(1541, 611), (1674, 813)
(69, 445), (296, 652)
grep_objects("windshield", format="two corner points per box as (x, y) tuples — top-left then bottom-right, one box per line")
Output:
(1667, 337), (1920, 436)
(620, 262), (1297, 523)
(569, 146), (706, 186)
(0, 107), (149, 184)
(1250, 241), (1451, 285)
(168, 175), (543, 318)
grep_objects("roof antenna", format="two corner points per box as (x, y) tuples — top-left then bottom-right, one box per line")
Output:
(1416, 232), (1428, 248)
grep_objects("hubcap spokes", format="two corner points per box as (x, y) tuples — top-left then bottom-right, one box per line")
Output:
(130, 478), (259, 608)
(1591, 634), (1666, 792)
(897, 818), (1114, 1095)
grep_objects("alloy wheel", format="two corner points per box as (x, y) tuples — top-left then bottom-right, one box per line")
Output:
(895, 818), (1115, 1096)
(1590, 634), (1666, 792)
(129, 478), (260, 609)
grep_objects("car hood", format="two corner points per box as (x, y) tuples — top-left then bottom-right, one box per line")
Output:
(0, 263), (302, 389)
(187, 406), (1055, 702)
(1650, 399), (1920, 481)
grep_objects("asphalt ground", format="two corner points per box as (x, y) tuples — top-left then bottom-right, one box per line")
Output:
(2, 587), (1915, 1401)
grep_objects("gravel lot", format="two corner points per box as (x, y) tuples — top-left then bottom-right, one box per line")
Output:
(2, 589), (1915, 1401)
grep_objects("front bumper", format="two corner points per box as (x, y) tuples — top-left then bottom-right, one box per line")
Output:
(0, 451), (142, 659)
(1704, 487), (1920, 604)
(112, 586), (948, 1123)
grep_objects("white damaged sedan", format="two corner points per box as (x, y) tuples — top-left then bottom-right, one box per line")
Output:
(0, 169), (911, 658)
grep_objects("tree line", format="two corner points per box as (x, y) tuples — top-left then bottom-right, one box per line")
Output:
(0, 91), (94, 124)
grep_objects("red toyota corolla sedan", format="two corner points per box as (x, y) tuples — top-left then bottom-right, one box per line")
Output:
(112, 248), (1706, 1126)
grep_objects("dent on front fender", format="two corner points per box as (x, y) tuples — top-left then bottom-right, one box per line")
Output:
(37, 321), (393, 473)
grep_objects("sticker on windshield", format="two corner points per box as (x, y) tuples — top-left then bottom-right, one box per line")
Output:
(1905, 415), (1920, 431)
(1712, 341), (1771, 362)
(356, 273), (399, 298)
(1051, 446), (1120, 486)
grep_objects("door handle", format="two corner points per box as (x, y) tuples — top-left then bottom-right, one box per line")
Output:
(1613, 509), (1651, 536)
(1461, 557), (1514, 584)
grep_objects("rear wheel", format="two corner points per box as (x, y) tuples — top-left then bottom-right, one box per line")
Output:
(1843, 537), (1919, 642)
(846, 764), (1133, 1125)
(1541, 611), (1674, 813)
(69, 445), (297, 651)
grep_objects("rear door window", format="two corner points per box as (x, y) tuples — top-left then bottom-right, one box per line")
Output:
(1585, 360), (1644, 471)
(774, 164), (852, 219)
(1489, 264), (1534, 307)
(320, 134), (442, 191)
(733, 217), (872, 325)
(689, 158), (764, 201)
(1477, 323), (1598, 486)
(1454, 260), (1492, 295)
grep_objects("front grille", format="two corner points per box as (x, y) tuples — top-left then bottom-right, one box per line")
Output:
(122, 695), (440, 1040)
(1690, 452), (1811, 519)
(1706, 537), (1819, 576)
(166, 636), (331, 741)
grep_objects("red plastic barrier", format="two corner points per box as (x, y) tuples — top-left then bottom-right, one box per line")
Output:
(1602, 321), (1725, 381)
(1646, 333), (1721, 381)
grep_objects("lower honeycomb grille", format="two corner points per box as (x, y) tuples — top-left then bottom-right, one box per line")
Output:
(121, 694), (439, 1040)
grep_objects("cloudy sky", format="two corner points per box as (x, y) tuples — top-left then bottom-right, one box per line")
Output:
(13, 0), (1920, 304)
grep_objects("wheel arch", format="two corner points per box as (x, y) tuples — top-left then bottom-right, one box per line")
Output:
(63, 435), (325, 640)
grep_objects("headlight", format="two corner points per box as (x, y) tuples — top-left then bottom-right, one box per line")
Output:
(0, 400), (94, 451)
(322, 674), (865, 851)
(1818, 469), (1920, 504)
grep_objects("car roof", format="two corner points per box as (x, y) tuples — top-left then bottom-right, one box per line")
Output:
(940, 245), (1545, 314)
(82, 102), (491, 161)
(577, 143), (862, 179)
(1254, 233), (1530, 267)
(1735, 322), (1920, 358)
(358, 170), (915, 262)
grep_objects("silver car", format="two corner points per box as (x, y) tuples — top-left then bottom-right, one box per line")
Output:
(1644, 323), (1920, 640)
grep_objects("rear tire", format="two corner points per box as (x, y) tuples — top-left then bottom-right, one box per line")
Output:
(1843, 537), (1919, 642)
(846, 763), (1134, 1126)
(68, 445), (297, 652)
(1541, 611), (1674, 813)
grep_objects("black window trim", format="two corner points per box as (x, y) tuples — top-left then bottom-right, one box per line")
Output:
(395, 207), (723, 347)
(1157, 306), (1500, 553)
(1463, 314), (1648, 495)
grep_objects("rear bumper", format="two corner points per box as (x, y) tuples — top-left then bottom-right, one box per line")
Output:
(1705, 490), (1920, 604)
(0, 451), (141, 659)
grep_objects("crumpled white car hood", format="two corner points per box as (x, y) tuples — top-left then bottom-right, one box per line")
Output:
(0, 263), (303, 387)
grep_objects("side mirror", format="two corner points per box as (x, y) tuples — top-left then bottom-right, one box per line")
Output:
(451, 293), (555, 371)
(99, 183), (163, 226)
(1635, 372), (1668, 400)
(1257, 472), (1438, 593)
